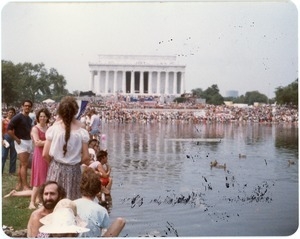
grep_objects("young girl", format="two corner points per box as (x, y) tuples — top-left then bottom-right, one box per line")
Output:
(89, 150), (112, 195)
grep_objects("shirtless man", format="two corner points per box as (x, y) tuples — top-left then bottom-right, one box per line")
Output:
(27, 181), (66, 238)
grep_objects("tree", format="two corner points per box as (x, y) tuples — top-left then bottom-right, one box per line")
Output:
(224, 91), (269, 105)
(202, 84), (224, 105)
(275, 79), (298, 105)
(73, 90), (80, 96)
(191, 88), (204, 98)
(1, 60), (69, 106)
(191, 84), (224, 105)
(48, 68), (69, 101)
(1, 60), (20, 105)
(17, 62), (50, 103)
(173, 97), (188, 103)
(243, 91), (268, 105)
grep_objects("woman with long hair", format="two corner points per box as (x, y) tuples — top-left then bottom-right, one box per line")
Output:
(43, 96), (90, 200)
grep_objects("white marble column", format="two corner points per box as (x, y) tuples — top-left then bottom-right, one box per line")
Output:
(140, 71), (144, 94)
(157, 72), (161, 94)
(165, 71), (169, 94)
(181, 72), (185, 94)
(149, 71), (152, 94)
(113, 71), (117, 94)
(173, 72), (177, 94)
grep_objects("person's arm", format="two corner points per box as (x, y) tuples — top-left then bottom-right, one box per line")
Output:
(97, 163), (110, 178)
(81, 142), (90, 165)
(106, 164), (112, 174)
(7, 117), (21, 144)
(88, 115), (94, 131)
(2, 119), (7, 146)
(27, 210), (42, 238)
(42, 139), (52, 163)
(31, 127), (44, 147)
(2, 119), (6, 137)
(7, 129), (21, 145)
(103, 217), (126, 237)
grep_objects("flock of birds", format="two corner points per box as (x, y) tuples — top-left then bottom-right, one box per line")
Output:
(208, 153), (246, 170)
(209, 160), (226, 170)
(209, 154), (296, 170)
(192, 127), (297, 170)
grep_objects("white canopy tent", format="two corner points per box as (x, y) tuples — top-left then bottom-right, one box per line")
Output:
(42, 98), (55, 104)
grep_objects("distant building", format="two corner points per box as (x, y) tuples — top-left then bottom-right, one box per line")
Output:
(225, 90), (239, 98)
(88, 55), (186, 96)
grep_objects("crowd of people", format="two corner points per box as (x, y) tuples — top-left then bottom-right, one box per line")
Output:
(76, 100), (298, 124)
(1, 95), (298, 237)
(2, 97), (125, 237)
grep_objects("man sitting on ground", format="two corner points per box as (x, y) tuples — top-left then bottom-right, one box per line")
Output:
(27, 181), (66, 238)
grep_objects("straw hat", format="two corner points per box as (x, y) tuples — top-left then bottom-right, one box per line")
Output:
(39, 199), (90, 234)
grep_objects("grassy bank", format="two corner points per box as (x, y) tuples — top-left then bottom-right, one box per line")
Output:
(1, 162), (32, 230)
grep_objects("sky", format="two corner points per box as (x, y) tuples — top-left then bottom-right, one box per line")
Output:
(1, 0), (298, 98)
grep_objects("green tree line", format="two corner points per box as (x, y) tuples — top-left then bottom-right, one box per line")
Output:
(2, 60), (69, 106)
(275, 79), (298, 106)
(187, 80), (297, 106)
(2, 60), (298, 107)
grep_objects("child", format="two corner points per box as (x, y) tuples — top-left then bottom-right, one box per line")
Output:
(89, 150), (112, 195)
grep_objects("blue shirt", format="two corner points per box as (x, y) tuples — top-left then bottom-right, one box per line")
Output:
(7, 113), (32, 140)
(74, 198), (110, 237)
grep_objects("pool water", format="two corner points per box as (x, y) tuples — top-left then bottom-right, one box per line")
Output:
(100, 122), (298, 236)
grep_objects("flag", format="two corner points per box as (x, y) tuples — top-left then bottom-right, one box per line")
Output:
(76, 100), (89, 120)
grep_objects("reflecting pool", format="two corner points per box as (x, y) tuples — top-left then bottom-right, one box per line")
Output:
(101, 122), (298, 237)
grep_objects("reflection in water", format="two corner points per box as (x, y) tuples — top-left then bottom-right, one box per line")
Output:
(275, 124), (298, 150)
(98, 194), (113, 214)
(102, 122), (298, 236)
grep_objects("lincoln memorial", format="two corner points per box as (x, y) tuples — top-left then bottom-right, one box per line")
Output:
(88, 55), (186, 96)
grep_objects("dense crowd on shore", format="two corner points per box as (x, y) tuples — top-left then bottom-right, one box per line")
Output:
(94, 102), (298, 124)
(1, 95), (298, 237)
(2, 97), (298, 124)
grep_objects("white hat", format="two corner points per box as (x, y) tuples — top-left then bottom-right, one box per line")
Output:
(39, 199), (90, 234)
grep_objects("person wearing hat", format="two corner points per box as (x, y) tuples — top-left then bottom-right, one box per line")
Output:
(39, 198), (90, 237)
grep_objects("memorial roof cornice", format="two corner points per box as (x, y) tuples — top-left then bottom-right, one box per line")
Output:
(88, 63), (186, 68)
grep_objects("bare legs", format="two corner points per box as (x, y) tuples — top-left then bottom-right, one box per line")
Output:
(3, 187), (39, 210)
(106, 177), (112, 191)
(3, 189), (32, 198)
(101, 177), (113, 195)
(17, 152), (30, 190)
(29, 186), (40, 209)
